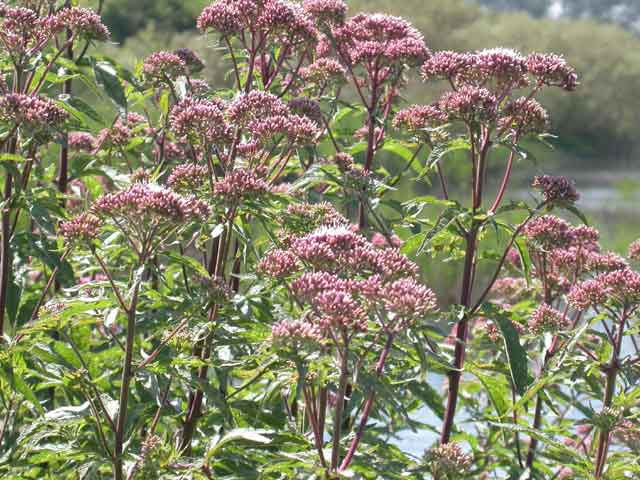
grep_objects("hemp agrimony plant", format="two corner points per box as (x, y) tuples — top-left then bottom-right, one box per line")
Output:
(0, 1), (639, 479)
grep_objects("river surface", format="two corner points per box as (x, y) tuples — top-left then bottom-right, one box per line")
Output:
(393, 170), (640, 457)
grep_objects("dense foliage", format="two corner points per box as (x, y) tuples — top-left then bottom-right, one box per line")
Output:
(0, 1), (639, 480)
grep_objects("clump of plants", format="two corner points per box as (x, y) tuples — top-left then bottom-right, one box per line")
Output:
(0, 1), (638, 479)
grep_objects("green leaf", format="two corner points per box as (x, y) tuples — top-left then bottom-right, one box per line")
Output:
(206, 429), (272, 460)
(485, 304), (531, 395)
(420, 138), (470, 177)
(93, 61), (127, 112)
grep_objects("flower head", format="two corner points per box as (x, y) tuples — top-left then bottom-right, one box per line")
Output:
(629, 239), (640, 261)
(383, 278), (437, 323)
(501, 98), (549, 135)
(475, 48), (528, 90)
(524, 215), (573, 250)
(425, 443), (472, 478)
(197, 1), (243, 35)
(53, 7), (110, 41)
(213, 168), (270, 201)
(303, 0), (347, 27)
(439, 86), (497, 122)
(526, 53), (578, 91)
(312, 289), (368, 331)
(532, 175), (579, 203)
(0, 94), (68, 141)
(170, 96), (231, 144)
(0, 6), (55, 58)
(60, 213), (102, 243)
(299, 58), (347, 87)
(93, 183), (210, 225)
(228, 91), (290, 127)
(143, 51), (187, 82)
(258, 249), (299, 279)
(421, 50), (477, 82)
(334, 13), (429, 69)
(393, 104), (448, 137)
(569, 268), (640, 310)
(272, 318), (323, 346)
(528, 303), (570, 335)
(68, 132), (96, 152)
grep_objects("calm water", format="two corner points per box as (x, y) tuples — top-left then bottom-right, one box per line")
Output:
(393, 170), (640, 456)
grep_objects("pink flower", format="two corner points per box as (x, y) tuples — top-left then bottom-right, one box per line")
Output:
(60, 213), (102, 243)
(257, 0), (317, 45)
(569, 268), (640, 310)
(0, 94), (68, 140)
(334, 13), (429, 69)
(425, 443), (472, 476)
(474, 48), (528, 89)
(143, 51), (187, 81)
(501, 98), (549, 135)
(383, 278), (437, 322)
(421, 50), (477, 82)
(93, 183), (210, 224)
(393, 104), (448, 136)
(213, 168), (270, 200)
(303, 0), (347, 26)
(272, 318), (323, 345)
(227, 91), (290, 127)
(52, 7), (110, 41)
(528, 303), (570, 335)
(523, 215), (573, 250)
(531, 175), (579, 203)
(629, 239), (640, 261)
(438, 86), (497, 121)
(0, 6), (55, 57)
(94, 123), (131, 150)
(312, 289), (368, 331)
(299, 58), (346, 86)
(170, 96), (231, 144)
(291, 271), (348, 302)
(197, 1), (243, 35)
(68, 132), (96, 152)
(289, 98), (323, 125)
(258, 249), (299, 278)
(526, 53), (578, 91)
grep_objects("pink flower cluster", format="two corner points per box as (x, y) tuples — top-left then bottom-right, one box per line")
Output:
(227, 91), (290, 127)
(143, 51), (187, 81)
(52, 7), (110, 42)
(393, 104), (448, 137)
(569, 268), (640, 310)
(198, 0), (317, 47)
(60, 213), (102, 243)
(0, 93), (68, 140)
(0, 6), (53, 57)
(528, 303), (570, 334)
(523, 215), (573, 250)
(272, 318), (323, 345)
(303, 0), (347, 27)
(425, 442), (472, 476)
(167, 164), (209, 193)
(439, 86), (497, 121)
(333, 13), (429, 69)
(532, 175), (579, 203)
(299, 58), (346, 87)
(93, 183), (210, 225)
(68, 132), (96, 152)
(500, 98), (549, 135)
(258, 249), (299, 278)
(629, 239), (640, 261)
(213, 168), (270, 201)
(423, 49), (577, 92)
(170, 96), (231, 144)
(260, 226), (436, 344)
